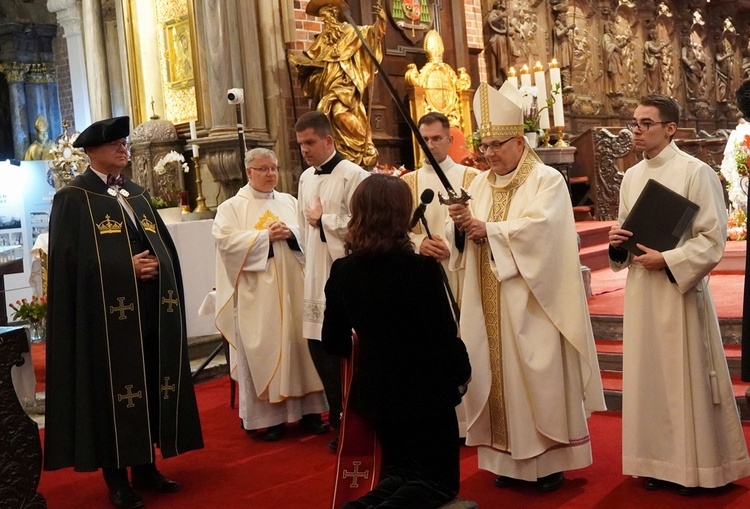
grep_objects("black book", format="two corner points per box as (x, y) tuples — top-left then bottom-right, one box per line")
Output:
(619, 179), (700, 256)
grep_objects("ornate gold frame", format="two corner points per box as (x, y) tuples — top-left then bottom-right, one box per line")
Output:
(164, 16), (194, 89)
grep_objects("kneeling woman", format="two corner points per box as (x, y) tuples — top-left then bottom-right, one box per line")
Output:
(322, 174), (471, 509)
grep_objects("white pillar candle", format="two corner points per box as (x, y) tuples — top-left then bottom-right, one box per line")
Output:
(534, 61), (550, 130)
(192, 144), (200, 157)
(549, 58), (565, 128)
(189, 120), (197, 140)
(506, 67), (519, 89)
(520, 64), (532, 88)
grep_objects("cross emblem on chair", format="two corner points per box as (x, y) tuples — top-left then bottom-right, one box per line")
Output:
(342, 461), (369, 488)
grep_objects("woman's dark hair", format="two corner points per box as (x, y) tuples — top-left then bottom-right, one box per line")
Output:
(345, 174), (414, 255)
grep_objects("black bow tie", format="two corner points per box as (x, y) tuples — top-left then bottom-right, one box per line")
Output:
(107, 174), (125, 187)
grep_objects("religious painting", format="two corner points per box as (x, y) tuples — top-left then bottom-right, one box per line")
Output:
(164, 16), (194, 90)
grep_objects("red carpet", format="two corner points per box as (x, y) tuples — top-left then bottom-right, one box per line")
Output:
(37, 376), (750, 508)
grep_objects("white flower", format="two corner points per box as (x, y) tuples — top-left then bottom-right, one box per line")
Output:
(154, 151), (189, 174)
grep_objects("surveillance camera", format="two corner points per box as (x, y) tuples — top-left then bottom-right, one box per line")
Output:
(227, 88), (244, 105)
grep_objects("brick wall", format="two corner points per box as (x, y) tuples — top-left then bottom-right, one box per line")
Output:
(464, 0), (487, 85)
(52, 26), (75, 132)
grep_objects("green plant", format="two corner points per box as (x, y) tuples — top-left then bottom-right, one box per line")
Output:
(9, 295), (47, 323)
(522, 82), (561, 134)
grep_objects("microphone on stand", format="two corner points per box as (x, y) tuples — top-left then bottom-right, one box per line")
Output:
(410, 188), (435, 229)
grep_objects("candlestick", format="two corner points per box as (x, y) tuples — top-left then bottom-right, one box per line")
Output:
(533, 61), (550, 130)
(540, 128), (552, 148)
(180, 191), (191, 214)
(191, 155), (210, 213)
(549, 58), (565, 128)
(506, 67), (518, 89)
(554, 125), (569, 147)
(189, 120), (197, 140)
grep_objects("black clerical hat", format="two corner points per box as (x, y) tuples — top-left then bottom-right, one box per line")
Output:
(72, 116), (130, 148)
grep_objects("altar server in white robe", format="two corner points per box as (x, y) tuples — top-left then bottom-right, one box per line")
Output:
(402, 111), (479, 438)
(446, 82), (606, 493)
(402, 111), (480, 307)
(214, 148), (328, 442)
(609, 94), (750, 494)
(295, 111), (369, 441)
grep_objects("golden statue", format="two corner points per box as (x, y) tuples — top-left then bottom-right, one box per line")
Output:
(24, 115), (55, 160)
(289, 0), (386, 168)
(405, 30), (473, 166)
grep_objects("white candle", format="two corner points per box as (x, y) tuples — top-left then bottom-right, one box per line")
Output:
(507, 67), (519, 89)
(549, 59), (565, 128)
(520, 64), (532, 88)
(189, 120), (197, 141)
(534, 61), (550, 130)
(192, 144), (200, 157)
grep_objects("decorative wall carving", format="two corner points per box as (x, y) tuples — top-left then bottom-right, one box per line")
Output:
(593, 128), (632, 221)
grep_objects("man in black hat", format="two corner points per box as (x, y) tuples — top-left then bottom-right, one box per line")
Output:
(44, 116), (204, 509)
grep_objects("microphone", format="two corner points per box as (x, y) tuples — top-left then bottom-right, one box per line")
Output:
(410, 188), (435, 229)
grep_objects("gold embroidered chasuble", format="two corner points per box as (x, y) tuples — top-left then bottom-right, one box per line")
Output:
(448, 147), (605, 480)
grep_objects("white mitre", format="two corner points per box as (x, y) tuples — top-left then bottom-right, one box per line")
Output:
(472, 81), (524, 139)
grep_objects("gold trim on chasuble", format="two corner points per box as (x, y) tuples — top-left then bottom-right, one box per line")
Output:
(480, 149), (537, 451)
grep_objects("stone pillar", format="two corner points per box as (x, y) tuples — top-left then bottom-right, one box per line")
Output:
(45, 66), (63, 139)
(257, 0), (293, 192)
(81, 0), (112, 120)
(47, 0), (92, 130)
(4, 64), (30, 160)
(25, 64), (50, 137)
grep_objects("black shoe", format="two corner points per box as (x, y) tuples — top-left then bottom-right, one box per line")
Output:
(108, 486), (144, 509)
(494, 475), (518, 488)
(132, 471), (181, 493)
(328, 435), (339, 452)
(643, 477), (664, 491)
(301, 414), (330, 435)
(677, 485), (699, 496)
(537, 472), (564, 492)
(258, 423), (286, 442)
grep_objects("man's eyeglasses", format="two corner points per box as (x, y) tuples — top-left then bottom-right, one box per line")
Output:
(478, 137), (516, 154)
(626, 121), (673, 132)
(248, 166), (279, 174)
(104, 140), (129, 150)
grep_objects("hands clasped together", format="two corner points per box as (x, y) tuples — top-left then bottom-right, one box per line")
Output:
(133, 250), (159, 281)
(268, 221), (294, 242)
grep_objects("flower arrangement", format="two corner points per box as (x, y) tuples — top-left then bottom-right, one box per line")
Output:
(152, 151), (190, 209)
(9, 295), (47, 323)
(520, 82), (560, 135)
(720, 126), (750, 239)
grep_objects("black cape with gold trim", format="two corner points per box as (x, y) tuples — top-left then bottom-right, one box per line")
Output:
(44, 168), (203, 471)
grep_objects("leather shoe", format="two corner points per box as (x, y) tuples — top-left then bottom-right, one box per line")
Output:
(677, 485), (699, 496)
(494, 475), (518, 488)
(328, 435), (339, 452)
(537, 472), (564, 492)
(259, 423), (286, 442)
(301, 414), (330, 435)
(643, 477), (665, 491)
(108, 486), (144, 509)
(132, 471), (180, 493)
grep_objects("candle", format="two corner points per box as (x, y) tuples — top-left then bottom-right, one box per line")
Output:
(534, 61), (550, 130)
(189, 120), (197, 140)
(192, 144), (200, 157)
(180, 191), (189, 206)
(506, 67), (519, 89)
(520, 64), (532, 88)
(549, 58), (565, 128)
